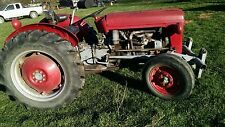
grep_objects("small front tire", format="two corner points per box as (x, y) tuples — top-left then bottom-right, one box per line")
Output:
(143, 53), (195, 99)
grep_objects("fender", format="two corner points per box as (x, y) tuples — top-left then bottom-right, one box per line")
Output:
(5, 23), (79, 47)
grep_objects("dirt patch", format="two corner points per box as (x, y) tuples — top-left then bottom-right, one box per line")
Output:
(185, 20), (193, 24)
(199, 12), (214, 19)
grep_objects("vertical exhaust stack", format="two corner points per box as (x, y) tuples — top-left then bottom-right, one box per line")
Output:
(112, 30), (119, 45)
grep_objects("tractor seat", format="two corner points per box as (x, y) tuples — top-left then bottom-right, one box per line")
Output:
(56, 15), (68, 22)
(42, 10), (69, 23)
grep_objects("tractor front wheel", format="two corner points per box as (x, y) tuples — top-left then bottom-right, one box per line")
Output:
(1, 31), (84, 108)
(143, 53), (195, 99)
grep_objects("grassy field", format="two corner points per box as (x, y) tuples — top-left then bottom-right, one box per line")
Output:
(0, 0), (225, 126)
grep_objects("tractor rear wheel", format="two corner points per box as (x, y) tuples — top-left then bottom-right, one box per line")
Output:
(1, 30), (84, 108)
(143, 53), (195, 99)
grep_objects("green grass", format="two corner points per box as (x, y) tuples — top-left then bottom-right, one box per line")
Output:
(1, 0), (225, 126)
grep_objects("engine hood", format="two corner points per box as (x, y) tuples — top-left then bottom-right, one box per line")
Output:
(97, 8), (184, 33)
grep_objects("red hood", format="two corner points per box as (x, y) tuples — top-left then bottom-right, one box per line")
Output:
(97, 8), (184, 33)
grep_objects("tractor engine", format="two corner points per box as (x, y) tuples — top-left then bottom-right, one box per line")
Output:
(79, 28), (168, 70)
(107, 29), (167, 55)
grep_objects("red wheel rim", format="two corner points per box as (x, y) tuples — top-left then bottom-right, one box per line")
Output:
(149, 65), (181, 95)
(21, 54), (62, 94)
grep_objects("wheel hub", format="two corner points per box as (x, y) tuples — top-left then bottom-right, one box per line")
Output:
(150, 66), (177, 95)
(157, 70), (173, 88)
(21, 54), (62, 94)
(32, 70), (46, 83)
(162, 76), (169, 85)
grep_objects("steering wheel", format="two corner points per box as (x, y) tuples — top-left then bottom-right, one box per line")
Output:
(81, 7), (107, 20)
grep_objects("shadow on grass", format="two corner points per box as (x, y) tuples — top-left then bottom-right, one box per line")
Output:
(100, 70), (149, 94)
(186, 4), (225, 11)
(100, 71), (149, 92)
(211, 113), (225, 126)
(100, 58), (152, 93)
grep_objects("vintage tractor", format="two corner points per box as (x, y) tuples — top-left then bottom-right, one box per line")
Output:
(0, 7), (207, 108)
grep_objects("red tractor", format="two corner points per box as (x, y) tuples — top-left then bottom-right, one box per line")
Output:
(0, 7), (207, 108)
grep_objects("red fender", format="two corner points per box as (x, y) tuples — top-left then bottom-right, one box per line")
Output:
(5, 23), (79, 47)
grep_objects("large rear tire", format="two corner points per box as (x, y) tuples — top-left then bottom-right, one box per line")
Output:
(143, 53), (195, 99)
(1, 30), (84, 108)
